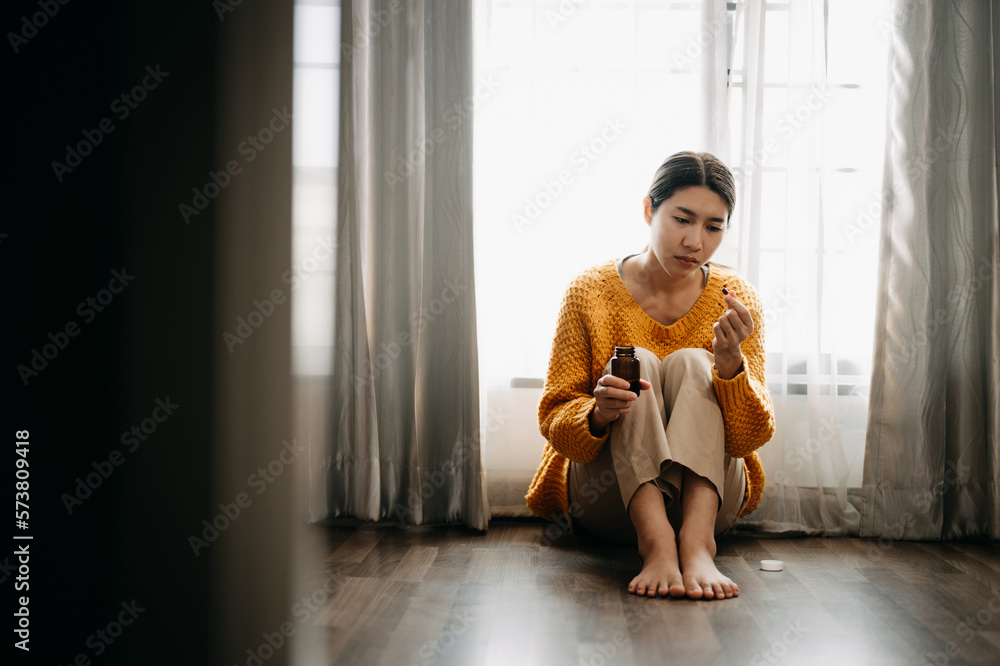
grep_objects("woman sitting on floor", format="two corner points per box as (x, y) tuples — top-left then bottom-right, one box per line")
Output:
(526, 151), (775, 600)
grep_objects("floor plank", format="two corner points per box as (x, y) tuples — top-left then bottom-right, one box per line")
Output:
(300, 522), (1000, 665)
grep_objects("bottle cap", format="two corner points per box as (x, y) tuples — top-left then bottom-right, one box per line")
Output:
(760, 559), (784, 572)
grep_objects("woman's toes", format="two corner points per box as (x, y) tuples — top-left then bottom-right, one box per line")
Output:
(630, 555), (683, 598)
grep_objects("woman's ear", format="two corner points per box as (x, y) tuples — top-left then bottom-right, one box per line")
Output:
(642, 197), (654, 227)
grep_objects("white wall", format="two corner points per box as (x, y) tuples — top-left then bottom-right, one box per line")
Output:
(485, 383), (548, 517)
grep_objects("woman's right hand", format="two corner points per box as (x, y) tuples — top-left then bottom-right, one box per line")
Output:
(590, 375), (653, 434)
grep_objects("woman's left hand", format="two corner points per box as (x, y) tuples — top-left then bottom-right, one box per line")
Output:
(712, 291), (754, 380)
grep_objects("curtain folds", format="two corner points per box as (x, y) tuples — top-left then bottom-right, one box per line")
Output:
(326, 0), (487, 530)
(862, 0), (1000, 540)
(725, 0), (874, 536)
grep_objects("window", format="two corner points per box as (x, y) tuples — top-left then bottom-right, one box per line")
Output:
(473, 0), (893, 531)
(292, 0), (339, 376)
(473, 0), (888, 394)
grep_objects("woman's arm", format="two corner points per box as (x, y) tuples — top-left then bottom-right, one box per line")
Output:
(537, 278), (611, 464)
(711, 281), (775, 457)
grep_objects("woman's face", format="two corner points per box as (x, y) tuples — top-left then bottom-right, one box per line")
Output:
(644, 185), (729, 279)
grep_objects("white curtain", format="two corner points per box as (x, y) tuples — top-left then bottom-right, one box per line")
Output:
(725, 0), (891, 535)
(862, 0), (1000, 540)
(474, 0), (890, 533)
(323, 0), (488, 530)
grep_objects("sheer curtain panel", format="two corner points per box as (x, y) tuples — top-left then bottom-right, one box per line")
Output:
(719, 0), (890, 536)
(325, 0), (487, 530)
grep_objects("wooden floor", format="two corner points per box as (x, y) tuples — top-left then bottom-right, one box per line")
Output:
(298, 520), (1000, 666)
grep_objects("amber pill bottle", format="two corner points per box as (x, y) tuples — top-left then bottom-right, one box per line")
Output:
(611, 346), (641, 396)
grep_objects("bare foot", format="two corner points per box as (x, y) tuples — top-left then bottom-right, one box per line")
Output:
(626, 482), (686, 598)
(628, 546), (685, 598)
(678, 530), (739, 600)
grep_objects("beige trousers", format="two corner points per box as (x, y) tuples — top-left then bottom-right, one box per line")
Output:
(568, 348), (746, 544)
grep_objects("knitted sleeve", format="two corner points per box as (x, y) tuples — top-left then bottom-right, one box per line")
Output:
(537, 274), (609, 464)
(711, 278), (775, 458)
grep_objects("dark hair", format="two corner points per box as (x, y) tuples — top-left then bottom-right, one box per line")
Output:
(646, 151), (736, 227)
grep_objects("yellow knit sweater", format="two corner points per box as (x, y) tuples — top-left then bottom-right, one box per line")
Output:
(526, 259), (775, 525)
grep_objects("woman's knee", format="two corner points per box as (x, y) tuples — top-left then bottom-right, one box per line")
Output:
(661, 347), (713, 376)
(633, 347), (662, 377)
(634, 347), (659, 364)
(661, 348), (715, 393)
